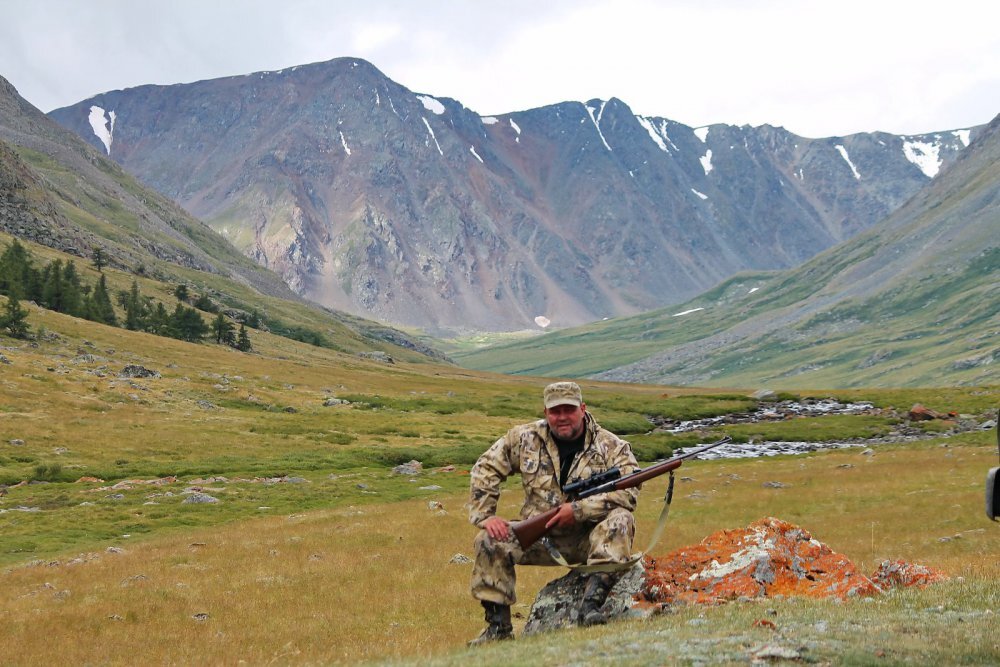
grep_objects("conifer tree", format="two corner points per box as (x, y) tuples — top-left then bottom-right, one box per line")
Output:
(121, 280), (147, 330)
(92, 247), (107, 272)
(0, 239), (40, 300)
(60, 261), (84, 316)
(0, 289), (30, 339)
(212, 312), (235, 345)
(236, 323), (252, 352)
(86, 274), (118, 326)
(41, 259), (64, 312)
(169, 303), (209, 342)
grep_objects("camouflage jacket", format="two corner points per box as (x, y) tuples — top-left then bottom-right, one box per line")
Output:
(468, 412), (639, 528)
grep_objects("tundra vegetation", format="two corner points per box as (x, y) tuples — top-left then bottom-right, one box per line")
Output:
(0, 238), (996, 665)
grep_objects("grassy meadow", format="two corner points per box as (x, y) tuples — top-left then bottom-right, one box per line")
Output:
(1, 258), (998, 664)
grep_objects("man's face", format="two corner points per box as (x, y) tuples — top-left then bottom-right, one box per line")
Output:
(545, 403), (587, 441)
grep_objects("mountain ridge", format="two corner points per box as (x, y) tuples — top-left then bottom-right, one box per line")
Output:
(47, 57), (979, 334)
(455, 114), (1000, 388)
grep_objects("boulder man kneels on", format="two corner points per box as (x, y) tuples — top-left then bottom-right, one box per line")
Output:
(467, 381), (639, 644)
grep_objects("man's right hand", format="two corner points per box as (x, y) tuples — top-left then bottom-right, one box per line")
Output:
(482, 516), (510, 541)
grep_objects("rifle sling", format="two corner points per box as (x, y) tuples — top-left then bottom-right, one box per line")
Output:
(542, 471), (675, 573)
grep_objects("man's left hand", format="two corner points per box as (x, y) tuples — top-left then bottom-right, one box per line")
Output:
(544, 502), (576, 529)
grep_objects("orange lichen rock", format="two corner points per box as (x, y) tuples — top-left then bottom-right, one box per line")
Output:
(639, 517), (882, 607)
(870, 559), (948, 589)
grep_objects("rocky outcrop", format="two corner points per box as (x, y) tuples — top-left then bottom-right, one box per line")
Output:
(523, 517), (947, 635)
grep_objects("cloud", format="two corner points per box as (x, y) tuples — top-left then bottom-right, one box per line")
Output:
(0, 0), (997, 135)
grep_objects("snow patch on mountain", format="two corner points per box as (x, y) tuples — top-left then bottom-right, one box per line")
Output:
(953, 129), (971, 147)
(673, 307), (704, 317)
(637, 115), (668, 152)
(692, 188), (708, 200)
(481, 116), (499, 125)
(470, 145), (483, 163)
(694, 127), (710, 143)
(902, 139), (942, 178)
(422, 117), (443, 155)
(700, 149), (713, 175)
(417, 95), (445, 115)
(339, 131), (352, 156)
(585, 102), (613, 151)
(835, 145), (861, 179)
(88, 105), (115, 155)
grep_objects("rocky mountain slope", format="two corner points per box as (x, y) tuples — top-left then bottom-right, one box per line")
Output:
(456, 114), (1000, 388)
(0, 75), (443, 361)
(48, 57), (978, 334)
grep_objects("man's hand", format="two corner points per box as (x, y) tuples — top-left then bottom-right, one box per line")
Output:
(544, 502), (576, 529)
(482, 516), (510, 541)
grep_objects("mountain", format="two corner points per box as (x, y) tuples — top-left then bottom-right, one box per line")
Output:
(455, 114), (1000, 388)
(0, 74), (444, 362)
(48, 57), (978, 335)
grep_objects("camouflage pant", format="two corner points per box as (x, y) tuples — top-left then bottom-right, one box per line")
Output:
(470, 507), (635, 605)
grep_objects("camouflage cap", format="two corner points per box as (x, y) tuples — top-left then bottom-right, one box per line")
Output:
(543, 381), (583, 409)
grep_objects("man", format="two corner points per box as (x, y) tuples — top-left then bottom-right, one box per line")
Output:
(467, 381), (640, 644)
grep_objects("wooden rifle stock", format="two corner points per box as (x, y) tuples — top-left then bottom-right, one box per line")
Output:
(509, 436), (732, 549)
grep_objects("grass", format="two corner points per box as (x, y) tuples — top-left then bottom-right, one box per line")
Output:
(1, 437), (996, 665)
(0, 252), (997, 664)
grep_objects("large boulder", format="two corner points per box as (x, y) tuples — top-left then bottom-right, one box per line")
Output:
(524, 517), (946, 635)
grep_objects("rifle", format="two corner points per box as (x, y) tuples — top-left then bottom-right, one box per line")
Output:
(510, 435), (732, 549)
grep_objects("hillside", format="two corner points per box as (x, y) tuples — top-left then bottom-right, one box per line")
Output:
(47, 57), (976, 334)
(0, 75), (444, 361)
(455, 115), (1000, 388)
(0, 285), (996, 663)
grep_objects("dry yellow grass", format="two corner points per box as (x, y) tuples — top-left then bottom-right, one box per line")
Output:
(2, 439), (996, 665)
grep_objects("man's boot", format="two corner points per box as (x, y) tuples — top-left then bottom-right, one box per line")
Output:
(468, 600), (514, 645)
(579, 572), (615, 626)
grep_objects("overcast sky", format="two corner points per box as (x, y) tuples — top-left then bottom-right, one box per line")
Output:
(2, 0), (998, 138)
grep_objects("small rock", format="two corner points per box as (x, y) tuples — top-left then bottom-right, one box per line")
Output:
(449, 553), (473, 564)
(392, 460), (422, 476)
(119, 365), (160, 379)
(762, 481), (787, 488)
(752, 643), (801, 661)
(8, 439), (25, 446)
(182, 493), (220, 504)
(192, 612), (210, 621)
(428, 501), (445, 511)
(419, 485), (442, 491)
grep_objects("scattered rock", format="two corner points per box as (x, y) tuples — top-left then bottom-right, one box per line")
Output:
(524, 561), (648, 635)
(358, 351), (394, 364)
(0, 353), (10, 364)
(762, 481), (787, 488)
(427, 501), (445, 511)
(182, 493), (220, 504)
(120, 574), (148, 587)
(196, 400), (218, 410)
(751, 643), (802, 662)
(908, 404), (955, 421)
(871, 560), (948, 588)
(323, 397), (349, 407)
(8, 439), (24, 446)
(449, 553), (472, 564)
(392, 460), (422, 476)
(192, 613), (210, 622)
(119, 365), (160, 379)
